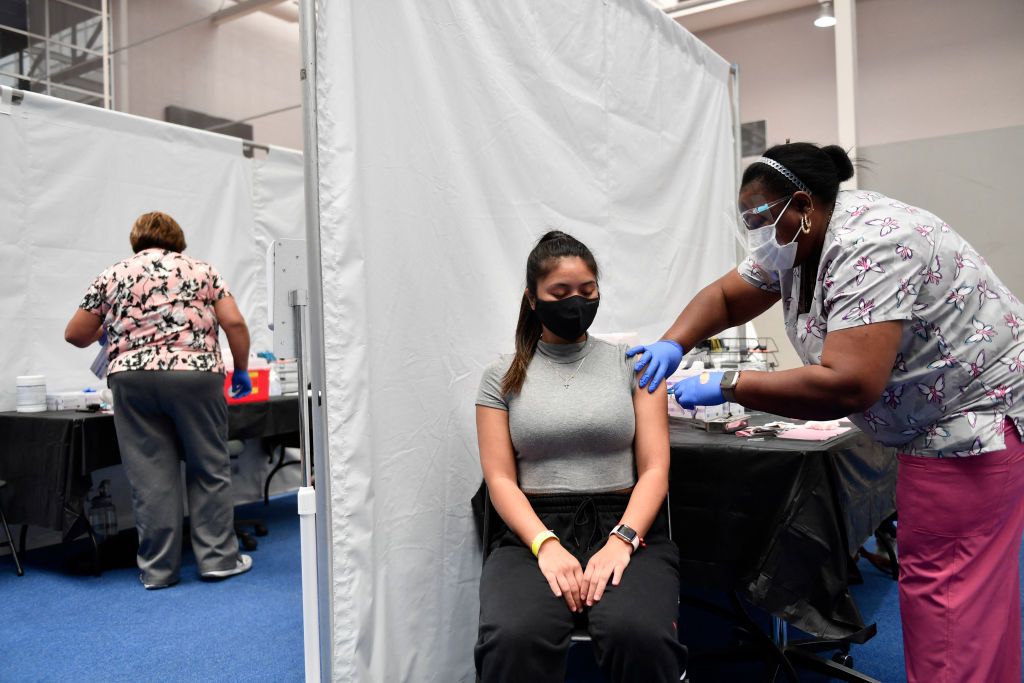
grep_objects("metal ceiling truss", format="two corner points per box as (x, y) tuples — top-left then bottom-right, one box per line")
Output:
(0, 0), (109, 107)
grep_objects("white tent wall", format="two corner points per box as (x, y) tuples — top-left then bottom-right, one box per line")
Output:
(0, 88), (304, 411)
(314, 2), (735, 680)
(0, 90), (306, 528)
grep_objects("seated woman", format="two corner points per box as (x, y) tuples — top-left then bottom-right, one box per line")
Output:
(474, 231), (686, 682)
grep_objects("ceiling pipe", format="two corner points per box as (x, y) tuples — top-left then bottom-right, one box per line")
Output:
(211, 0), (289, 25)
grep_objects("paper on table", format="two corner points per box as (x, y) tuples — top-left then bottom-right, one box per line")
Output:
(776, 426), (851, 441)
(90, 344), (109, 379)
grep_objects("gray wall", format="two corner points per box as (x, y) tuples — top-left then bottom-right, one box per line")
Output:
(696, 0), (1024, 369)
(860, 125), (1024, 307)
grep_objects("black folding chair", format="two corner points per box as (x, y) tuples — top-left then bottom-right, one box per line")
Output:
(476, 484), (686, 674)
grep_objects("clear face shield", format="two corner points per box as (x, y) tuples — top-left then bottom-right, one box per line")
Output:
(740, 195), (794, 231)
(739, 194), (801, 272)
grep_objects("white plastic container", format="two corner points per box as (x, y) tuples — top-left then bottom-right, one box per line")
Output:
(46, 392), (87, 411)
(16, 375), (47, 413)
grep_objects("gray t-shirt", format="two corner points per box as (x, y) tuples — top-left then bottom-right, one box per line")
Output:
(476, 336), (638, 494)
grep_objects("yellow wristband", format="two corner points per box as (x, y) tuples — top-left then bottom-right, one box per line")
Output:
(531, 530), (558, 558)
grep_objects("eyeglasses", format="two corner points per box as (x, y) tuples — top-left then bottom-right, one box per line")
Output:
(739, 195), (793, 231)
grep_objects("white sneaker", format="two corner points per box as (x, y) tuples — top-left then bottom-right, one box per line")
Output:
(200, 554), (253, 580)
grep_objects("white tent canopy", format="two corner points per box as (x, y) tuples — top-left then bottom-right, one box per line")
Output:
(311, 1), (737, 680)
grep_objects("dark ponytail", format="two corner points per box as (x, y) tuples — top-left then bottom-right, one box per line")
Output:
(500, 231), (599, 395)
(741, 142), (855, 204)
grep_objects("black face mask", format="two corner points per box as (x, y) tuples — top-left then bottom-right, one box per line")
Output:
(533, 295), (600, 342)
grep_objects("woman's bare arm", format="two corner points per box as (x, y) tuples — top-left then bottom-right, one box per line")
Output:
(64, 309), (103, 347)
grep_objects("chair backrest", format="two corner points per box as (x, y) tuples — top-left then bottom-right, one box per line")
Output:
(479, 484), (496, 563)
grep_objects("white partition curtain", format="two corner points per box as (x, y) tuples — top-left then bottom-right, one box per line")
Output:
(313, 1), (736, 680)
(0, 89), (304, 410)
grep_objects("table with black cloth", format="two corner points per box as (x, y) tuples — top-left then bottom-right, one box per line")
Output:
(0, 396), (301, 541)
(668, 412), (896, 678)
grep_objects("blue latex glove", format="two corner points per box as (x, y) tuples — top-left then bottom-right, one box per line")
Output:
(626, 340), (685, 392)
(671, 372), (726, 409)
(231, 369), (253, 398)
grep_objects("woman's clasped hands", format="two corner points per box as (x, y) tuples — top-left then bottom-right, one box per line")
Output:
(537, 537), (632, 612)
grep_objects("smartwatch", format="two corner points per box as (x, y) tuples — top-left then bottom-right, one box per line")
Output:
(720, 370), (741, 403)
(610, 524), (640, 552)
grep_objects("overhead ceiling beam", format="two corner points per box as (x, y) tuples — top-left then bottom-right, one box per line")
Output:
(262, 1), (299, 23)
(211, 0), (288, 25)
(48, 55), (104, 84)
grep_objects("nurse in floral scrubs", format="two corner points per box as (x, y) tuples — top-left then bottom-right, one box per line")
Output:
(629, 143), (1024, 683)
(65, 211), (255, 589)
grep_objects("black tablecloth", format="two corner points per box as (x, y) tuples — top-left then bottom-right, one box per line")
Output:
(0, 396), (300, 535)
(668, 414), (897, 641)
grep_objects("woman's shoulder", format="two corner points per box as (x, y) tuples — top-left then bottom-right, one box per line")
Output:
(588, 337), (636, 389)
(835, 190), (944, 232)
(173, 252), (213, 271)
(481, 353), (514, 379)
(477, 353), (514, 407)
(100, 252), (149, 281)
(827, 190), (943, 260)
(588, 336), (631, 361)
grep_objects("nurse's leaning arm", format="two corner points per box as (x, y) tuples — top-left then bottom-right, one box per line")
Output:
(635, 190), (900, 420)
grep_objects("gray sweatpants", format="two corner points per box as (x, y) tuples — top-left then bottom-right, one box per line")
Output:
(109, 370), (240, 585)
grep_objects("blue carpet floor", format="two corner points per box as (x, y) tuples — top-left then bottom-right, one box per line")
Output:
(0, 495), (304, 683)
(3, 501), (1021, 682)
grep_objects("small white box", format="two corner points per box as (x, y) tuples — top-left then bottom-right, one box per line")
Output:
(694, 404), (726, 421)
(46, 392), (87, 411)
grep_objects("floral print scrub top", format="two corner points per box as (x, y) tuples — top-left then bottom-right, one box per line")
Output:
(79, 249), (232, 375)
(739, 190), (1024, 457)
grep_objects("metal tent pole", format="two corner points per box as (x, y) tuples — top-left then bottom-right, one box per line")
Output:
(730, 63), (747, 355)
(289, 288), (320, 683)
(298, 0), (332, 681)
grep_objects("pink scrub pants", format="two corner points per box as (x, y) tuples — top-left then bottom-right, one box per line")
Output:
(896, 419), (1024, 683)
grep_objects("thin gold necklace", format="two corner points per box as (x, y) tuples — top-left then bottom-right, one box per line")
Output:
(541, 354), (587, 389)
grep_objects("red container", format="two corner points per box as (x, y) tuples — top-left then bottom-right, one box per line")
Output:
(224, 367), (270, 404)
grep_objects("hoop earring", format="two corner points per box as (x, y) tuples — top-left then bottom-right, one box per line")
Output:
(800, 214), (811, 234)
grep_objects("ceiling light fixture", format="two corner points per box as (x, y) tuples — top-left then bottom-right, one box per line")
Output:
(814, 0), (836, 28)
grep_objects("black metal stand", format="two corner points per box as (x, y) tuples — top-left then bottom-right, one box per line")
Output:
(0, 482), (24, 576)
(229, 447), (268, 551)
(777, 627), (878, 683)
(264, 442), (301, 506)
(684, 591), (881, 683)
(62, 505), (101, 576)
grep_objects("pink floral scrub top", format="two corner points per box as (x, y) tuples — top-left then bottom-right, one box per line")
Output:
(79, 249), (232, 375)
(739, 190), (1024, 458)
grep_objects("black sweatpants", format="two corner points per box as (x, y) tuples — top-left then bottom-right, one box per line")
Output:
(475, 493), (686, 683)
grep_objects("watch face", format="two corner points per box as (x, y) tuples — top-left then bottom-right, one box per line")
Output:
(616, 525), (637, 541)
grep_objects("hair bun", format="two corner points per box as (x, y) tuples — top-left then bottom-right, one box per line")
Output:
(821, 145), (854, 182)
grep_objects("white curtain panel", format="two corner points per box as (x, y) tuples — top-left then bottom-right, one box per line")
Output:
(0, 89), (304, 409)
(314, 1), (736, 680)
